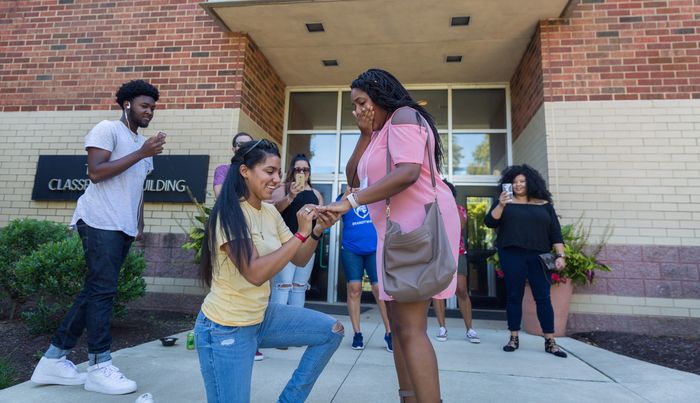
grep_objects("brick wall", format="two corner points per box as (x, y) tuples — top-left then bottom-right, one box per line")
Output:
(510, 27), (544, 141)
(241, 38), (285, 143)
(542, 0), (700, 102)
(0, 0), (286, 139)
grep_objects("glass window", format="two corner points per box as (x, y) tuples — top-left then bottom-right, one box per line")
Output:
(340, 91), (356, 130)
(408, 90), (448, 131)
(452, 89), (506, 130)
(339, 133), (359, 174)
(452, 133), (507, 176)
(286, 133), (337, 174)
(287, 92), (338, 131)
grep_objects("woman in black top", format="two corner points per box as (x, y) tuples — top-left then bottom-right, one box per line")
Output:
(270, 154), (324, 307)
(484, 164), (568, 358)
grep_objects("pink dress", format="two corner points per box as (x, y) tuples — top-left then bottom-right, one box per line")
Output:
(357, 108), (459, 301)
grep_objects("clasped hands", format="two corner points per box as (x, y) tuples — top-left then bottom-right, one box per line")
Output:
(295, 203), (341, 237)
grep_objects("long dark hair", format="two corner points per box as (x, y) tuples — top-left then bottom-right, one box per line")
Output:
(284, 153), (313, 195)
(200, 139), (280, 287)
(499, 164), (552, 203)
(351, 68), (444, 172)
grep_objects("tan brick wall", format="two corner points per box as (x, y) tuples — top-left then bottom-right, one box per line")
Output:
(512, 104), (549, 182)
(0, 108), (277, 232)
(545, 99), (700, 246)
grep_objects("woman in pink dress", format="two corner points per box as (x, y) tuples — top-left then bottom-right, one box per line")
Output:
(322, 69), (459, 403)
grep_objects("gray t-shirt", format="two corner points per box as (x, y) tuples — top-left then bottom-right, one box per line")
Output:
(71, 120), (153, 237)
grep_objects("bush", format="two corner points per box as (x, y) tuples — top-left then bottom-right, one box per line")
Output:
(0, 219), (70, 318)
(16, 234), (147, 334)
(0, 356), (17, 390)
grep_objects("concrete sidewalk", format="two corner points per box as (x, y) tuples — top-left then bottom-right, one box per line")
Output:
(1, 307), (698, 403)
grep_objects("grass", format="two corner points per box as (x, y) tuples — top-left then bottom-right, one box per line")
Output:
(0, 356), (17, 389)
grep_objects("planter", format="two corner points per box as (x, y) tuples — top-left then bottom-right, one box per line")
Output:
(522, 281), (573, 337)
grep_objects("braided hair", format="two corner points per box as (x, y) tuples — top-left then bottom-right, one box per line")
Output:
(351, 68), (445, 172)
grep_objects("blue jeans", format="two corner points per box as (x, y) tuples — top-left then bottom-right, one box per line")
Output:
(46, 220), (133, 365)
(270, 254), (315, 307)
(195, 303), (344, 403)
(340, 248), (377, 284)
(498, 247), (555, 333)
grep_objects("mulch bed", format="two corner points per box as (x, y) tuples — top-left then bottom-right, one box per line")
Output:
(571, 331), (700, 376)
(0, 309), (196, 389)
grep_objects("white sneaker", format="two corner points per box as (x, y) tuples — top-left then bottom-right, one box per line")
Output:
(84, 361), (137, 395)
(466, 328), (481, 344)
(135, 392), (155, 403)
(435, 327), (448, 342)
(31, 356), (87, 385)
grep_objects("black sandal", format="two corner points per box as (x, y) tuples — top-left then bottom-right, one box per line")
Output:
(503, 335), (519, 352)
(545, 338), (568, 358)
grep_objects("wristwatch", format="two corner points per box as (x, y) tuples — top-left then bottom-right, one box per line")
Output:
(310, 230), (322, 241)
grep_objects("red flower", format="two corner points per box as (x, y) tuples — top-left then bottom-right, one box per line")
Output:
(551, 273), (561, 283)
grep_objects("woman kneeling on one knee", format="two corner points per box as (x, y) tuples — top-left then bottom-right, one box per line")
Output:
(195, 139), (344, 403)
(484, 164), (568, 358)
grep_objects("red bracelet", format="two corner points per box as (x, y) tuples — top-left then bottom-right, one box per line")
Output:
(293, 232), (308, 243)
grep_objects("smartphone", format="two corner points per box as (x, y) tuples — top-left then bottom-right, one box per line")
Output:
(502, 183), (513, 203)
(156, 131), (167, 140)
(295, 173), (305, 189)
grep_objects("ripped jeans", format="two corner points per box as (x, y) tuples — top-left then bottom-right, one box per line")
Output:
(270, 254), (315, 307)
(195, 303), (344, 403)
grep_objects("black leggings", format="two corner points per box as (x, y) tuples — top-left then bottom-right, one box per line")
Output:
(499, 247), (554, 333)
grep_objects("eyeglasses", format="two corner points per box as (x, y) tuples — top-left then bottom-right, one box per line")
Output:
(293, 168), (310, 173)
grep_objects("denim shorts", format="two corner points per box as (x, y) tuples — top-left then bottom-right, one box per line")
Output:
(340, 248), (377, 284)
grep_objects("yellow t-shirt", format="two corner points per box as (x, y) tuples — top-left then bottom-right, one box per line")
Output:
(201, 200), (294, 327)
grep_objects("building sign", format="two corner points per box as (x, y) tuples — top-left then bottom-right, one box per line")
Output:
(32, 155), (210, 203)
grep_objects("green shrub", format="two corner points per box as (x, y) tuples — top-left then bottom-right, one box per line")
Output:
(16, 234), (147, 334)
(0, 219), (70, 318)
(0, 356), (17, 389)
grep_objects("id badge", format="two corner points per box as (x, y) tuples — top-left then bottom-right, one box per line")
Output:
(360, 176), (368, 190)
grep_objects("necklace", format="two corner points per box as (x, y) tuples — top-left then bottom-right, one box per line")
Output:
(247, 205), (264, 240)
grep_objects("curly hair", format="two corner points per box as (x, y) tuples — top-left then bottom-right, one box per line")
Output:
(351, 68), (444, 172)
(499, 164), (552, 203)
(115, 80), (160, 109)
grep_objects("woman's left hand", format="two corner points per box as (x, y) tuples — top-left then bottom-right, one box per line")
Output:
(555, 257), (566, 270)
(315, 210), (341, 232)
(318, 199), (352, 215)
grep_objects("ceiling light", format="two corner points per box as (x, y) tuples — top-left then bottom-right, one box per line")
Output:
(451, 16), (470, 27)
(446, 55), (462, 63)
(322, 59), (338, 67)
(306, 23), (324, 33)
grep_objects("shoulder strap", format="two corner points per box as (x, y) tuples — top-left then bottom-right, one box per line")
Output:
(385, 110), (438, 217)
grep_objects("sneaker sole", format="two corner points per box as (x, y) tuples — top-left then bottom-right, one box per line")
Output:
(351, 345), (364, 350)
(435, 337), (447, 342)
(84, 381), (137, 395)
(31, 374), (86, 386)
(467, 339), (481, 344)
(254, 356), (264, 361)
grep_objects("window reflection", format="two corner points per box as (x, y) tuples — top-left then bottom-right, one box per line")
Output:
(286, 133), (337, 174)
(339, 133), (359, 174)
(453, 89), (506, 130)
(452, 133), (506, 176)
(288, 92), (338, 130)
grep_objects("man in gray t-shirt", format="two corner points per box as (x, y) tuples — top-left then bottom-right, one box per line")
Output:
(31, 80), (166, 395)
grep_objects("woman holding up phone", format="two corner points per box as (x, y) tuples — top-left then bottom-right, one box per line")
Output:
(270, 154), (324, 307)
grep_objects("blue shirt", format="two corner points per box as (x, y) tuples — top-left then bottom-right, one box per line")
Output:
(336, 194), (377, 255)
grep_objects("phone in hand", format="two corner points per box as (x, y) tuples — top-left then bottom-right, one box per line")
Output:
(156, 131), (167, 140)
(295, 173), (305, 189)
(502, 183), (513, 203)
